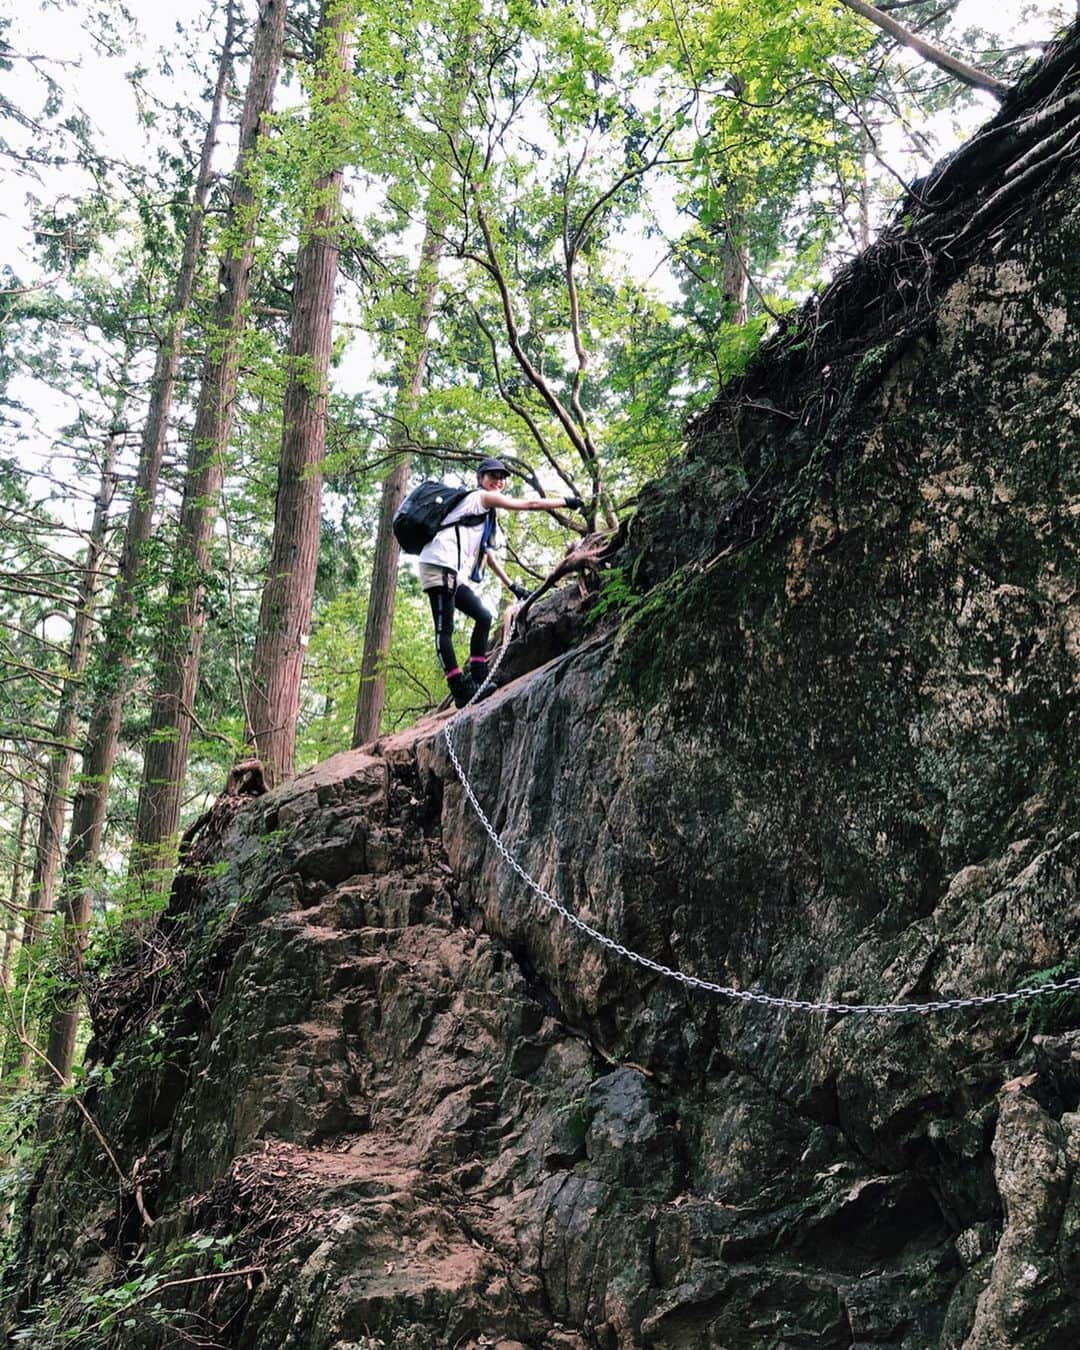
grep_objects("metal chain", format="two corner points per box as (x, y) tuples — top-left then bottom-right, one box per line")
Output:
(444, 617), (1080, 1017)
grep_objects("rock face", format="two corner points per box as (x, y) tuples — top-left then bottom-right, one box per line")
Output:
(7, 27), (1080, 1350)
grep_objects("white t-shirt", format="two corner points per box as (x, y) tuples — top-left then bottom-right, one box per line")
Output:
(417, 489), (498, 580)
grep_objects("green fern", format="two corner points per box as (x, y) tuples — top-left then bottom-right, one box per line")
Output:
(1015, 961), (1080, 1045)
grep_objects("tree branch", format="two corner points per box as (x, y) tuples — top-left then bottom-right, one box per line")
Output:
(836, 0), (1009, 98)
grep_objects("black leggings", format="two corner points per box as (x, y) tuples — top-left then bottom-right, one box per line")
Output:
(426, 573), (492, 674)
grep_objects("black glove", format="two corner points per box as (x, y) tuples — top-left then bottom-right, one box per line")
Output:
(510, 582), (530, 601)
(563, 495), (584, 511)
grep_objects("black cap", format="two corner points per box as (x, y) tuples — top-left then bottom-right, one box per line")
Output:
(476, 456), (510, 476)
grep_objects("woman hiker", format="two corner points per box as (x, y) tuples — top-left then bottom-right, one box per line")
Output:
(418, 457), (583, 707)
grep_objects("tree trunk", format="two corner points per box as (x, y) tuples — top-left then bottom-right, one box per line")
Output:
(1, 787), (30, 993)
(39, 8), (241, 1084)
(248, 0), (353, 787)
(21, 422), (119, 951)
(0, 784), (30, 1079)
(14, 420), (118, 1083)
(352, 34), (478, 745)
(722, 206), (749, 327)
(858, 119), (873, 253)
(352, 216), (445, 747)
(132, 0), (287, 885)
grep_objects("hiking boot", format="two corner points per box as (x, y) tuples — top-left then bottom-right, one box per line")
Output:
(446, 669), (476, 708)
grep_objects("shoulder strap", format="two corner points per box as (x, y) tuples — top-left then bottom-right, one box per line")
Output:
(436, 509), (488, 534)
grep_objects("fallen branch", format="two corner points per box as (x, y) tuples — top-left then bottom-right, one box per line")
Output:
(837, 0), (1010, 98)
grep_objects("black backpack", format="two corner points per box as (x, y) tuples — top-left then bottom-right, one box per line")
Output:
(392, 480), (489, 555)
